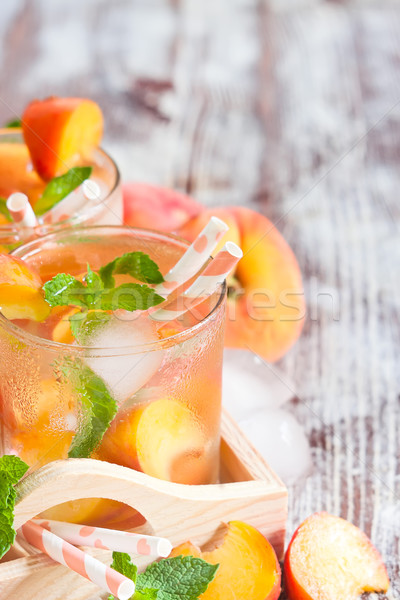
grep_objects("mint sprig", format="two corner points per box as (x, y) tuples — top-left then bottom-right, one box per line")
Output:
(43, 259), (165, 314)
(109, 552), (218, 600)
(0, 455), (29, 559)
(34, 166), (93, 216)
(65, 360), (118, 458)
(44, 253), (166, 456)
(99, 252), (164, 288)
(0, 197), (12, 222)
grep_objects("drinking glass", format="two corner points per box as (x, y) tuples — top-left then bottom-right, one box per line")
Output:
(0, 226), (226, 489)
(0, 129), (122, 250)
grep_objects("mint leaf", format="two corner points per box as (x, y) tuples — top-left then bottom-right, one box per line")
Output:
(34, 166), (92, 216)
(0, 455), (29, 559)
(108, 552), (138, 600)
(100, 283), (164, 311)
(84, 265), (104, 306)
(111, 551), (138, 583)
(69, 310), (111, 344)
(134, 589), (159, 600)
(99, 252), (164, 288)
(67, 361), (118, 458)
(0, 455), (29, 484)
(0, 197), (12, 222)
(137, 556), (219, 600)
(44, 274), (88, 308)
(44, 269), (164, 313)
(5, 118), (22, 128)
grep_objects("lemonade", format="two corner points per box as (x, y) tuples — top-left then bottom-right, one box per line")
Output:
(0, 226), (226, 488)
(0, 129), (122, 250)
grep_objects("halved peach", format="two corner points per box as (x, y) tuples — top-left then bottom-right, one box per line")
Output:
(22, 97), (103, 181)
(284, 512), (390, 600)
(99, 398), (209, 483)
(170, 521), (281, 600)
(0, 253), (50, 321)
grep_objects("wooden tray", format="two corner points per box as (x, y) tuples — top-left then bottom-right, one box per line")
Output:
(0, 409), (287, 600)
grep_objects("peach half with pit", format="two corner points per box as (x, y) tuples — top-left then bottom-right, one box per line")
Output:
(284, 512), (390, 600)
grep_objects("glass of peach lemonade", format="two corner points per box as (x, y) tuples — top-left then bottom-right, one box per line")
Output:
(0, 226), (226, 506)
(0, 128), (122, 251)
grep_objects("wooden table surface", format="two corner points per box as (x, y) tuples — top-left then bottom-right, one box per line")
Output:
(0, 0), (399, 596)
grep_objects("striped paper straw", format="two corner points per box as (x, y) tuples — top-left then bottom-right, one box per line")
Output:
(33, 518), (172, 558)
(20, 520), (135, 600)
(152, 241), (243, 322)
(83, 179), (101, 202)
(6, 192), (38, 227)
(154, 216), (229, 297)
(43, 179), (101, 223)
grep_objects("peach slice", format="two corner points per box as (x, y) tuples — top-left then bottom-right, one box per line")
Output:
(178, 206), (305, 362)
(22, 97), (103, 181)
(284, 512), (390, 600)
(99, 398), (208, 483)
(0, 253), (50, 321)
(48, 306), (79, 344)
(123, 182), (204, 232)
(6, 377), (76, 434)
(170, 521), (281, 600)
(0, 140), (45, 204)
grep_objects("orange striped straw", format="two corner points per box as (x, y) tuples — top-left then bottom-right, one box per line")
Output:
(154, 216), (229, 297)
(20, 520), (135, 600)
(6, 192), (38, 227)
(151, 241), (243, 322)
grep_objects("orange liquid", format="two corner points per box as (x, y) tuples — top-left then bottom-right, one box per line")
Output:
(0, 228), (225, 522)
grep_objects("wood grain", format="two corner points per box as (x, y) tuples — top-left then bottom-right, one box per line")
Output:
(0, 0), (398, 596)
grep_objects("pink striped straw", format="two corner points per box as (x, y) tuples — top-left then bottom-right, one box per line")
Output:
(151, 241), (243, 322)
(43, 179), (101, 223)
(6, 192), (38, 227)
(19, 521), (135, 600)
(154, 216), (229, 297)
(33, 518), (172, 557)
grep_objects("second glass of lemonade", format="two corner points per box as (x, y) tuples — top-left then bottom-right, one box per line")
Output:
(0, 226), (226, 492)
(0, 129), (122, 250)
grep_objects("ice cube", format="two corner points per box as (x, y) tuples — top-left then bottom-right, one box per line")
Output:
(222, 349), (312, 486)
(239, 408), (313, 486)
(84, 312), (164, 403)
(222, 348), (294, 420)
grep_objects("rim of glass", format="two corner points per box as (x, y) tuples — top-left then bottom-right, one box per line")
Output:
(1, 225), (226, 354)
(0, 128), (121, 235)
